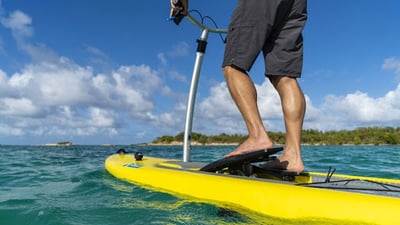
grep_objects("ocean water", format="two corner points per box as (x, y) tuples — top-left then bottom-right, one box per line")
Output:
(0, 145), (399, 225)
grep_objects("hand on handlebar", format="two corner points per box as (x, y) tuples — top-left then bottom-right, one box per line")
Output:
(170, 0), (188, 17)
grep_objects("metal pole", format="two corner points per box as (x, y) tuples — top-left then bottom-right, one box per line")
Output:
(181, 14), (227, 162)
(183, 29), (209, 162)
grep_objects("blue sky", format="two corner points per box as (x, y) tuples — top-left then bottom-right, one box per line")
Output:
(0, 0), (399, 145)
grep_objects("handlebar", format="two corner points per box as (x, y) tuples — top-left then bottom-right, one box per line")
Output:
(185, 14), (227, 34)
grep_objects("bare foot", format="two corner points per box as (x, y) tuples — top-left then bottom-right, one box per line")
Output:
(262, 148), (304, 172)
(224, 136), (273, 158)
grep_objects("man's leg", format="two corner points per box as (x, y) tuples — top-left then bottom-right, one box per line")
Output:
(223, 66), (274, 157)
(267, 76), (305, 172)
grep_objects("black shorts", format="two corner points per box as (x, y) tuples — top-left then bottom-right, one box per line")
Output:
(222, 0), (307, 77)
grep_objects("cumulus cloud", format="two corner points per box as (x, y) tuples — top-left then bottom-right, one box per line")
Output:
(195, 80), (302, 134)
(320, 85), (400, 127)
(0, 97), (40, 117)
(0, 6), (189, 143)
(1, 51), (399, 143)
(0, 56), (181, 140)
(194, 75), (400, 135)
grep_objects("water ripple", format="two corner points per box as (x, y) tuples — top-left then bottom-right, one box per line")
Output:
(1, 145), (399, 225)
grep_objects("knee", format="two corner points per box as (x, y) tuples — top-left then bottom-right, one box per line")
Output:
(269, 76), (296, 88)
(222, 65), (248, 79)
(222, 66), (230, 77)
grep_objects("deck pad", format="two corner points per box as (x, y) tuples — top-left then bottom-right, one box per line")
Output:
(200, 147), (283, 172)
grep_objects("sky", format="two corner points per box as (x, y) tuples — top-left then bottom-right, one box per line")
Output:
(0, 0), (399, 145)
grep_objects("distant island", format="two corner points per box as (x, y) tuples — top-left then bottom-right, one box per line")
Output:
(151, 127), (400, 146)
(42, 141), (73, 146)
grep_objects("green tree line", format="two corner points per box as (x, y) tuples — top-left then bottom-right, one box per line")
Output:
(152, 127), (400, 145)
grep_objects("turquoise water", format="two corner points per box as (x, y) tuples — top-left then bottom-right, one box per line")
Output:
(1, 145), (399, 225)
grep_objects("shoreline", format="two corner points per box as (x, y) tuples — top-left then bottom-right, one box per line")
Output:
(141, 142), (399, 147)
(142, 141), (239, 146)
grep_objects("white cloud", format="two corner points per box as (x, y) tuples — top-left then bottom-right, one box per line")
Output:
(0, 57), (178, 141)
(169, 41), (190, 57)
(1, 44), (399, 142)
(383, 57), (400, 79)
(1, 9), (57, 62)
(0, 10), (33, 39)
(196, 80), (285, 134)
(0, 124), (24, 136)
(88, 107), (116, 127)
(156, 42), (190, 68)
(0, 69), (11, 95)
(198, 82), (237, 119)
(157, 52), (168, 65)
(193, 73), (400, 135)
(111, 65), (162, 116)
(0, 36), (4, 54)
(85, 46), (108, 59)
(0, 97), (40, 117)
(169, 70), (187, 83)
(1, 55), (400, 143)
(324, 86), (400, 123)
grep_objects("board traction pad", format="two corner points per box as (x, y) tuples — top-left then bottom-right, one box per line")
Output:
(200, 147), (283, 172)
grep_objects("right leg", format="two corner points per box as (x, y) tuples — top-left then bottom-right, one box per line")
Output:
(223, 66), (273, 157)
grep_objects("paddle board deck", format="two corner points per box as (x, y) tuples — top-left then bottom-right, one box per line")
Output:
(105, 149), (400, 225)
